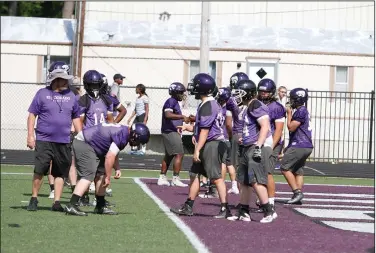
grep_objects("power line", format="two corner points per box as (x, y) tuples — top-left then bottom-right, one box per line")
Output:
(85, 4), (373, 16)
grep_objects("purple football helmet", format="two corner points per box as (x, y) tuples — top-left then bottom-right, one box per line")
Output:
(229, 72), (249, 90)
(169, 82), (187, 101)
(83, 70), (105, 98)
(129, 123), (151, 146)
(48, 61), (70, 74)
(289, 88), (308, 109)
(257, 78), (276, 103)
(232, 79), (257, 105)
(217, 87), (232, 105)
(187, 73), (216, 99)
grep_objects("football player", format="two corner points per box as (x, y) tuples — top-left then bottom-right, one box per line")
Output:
(157, 82), (190, 187)
(65, 122), (150, 216)
(280, 88), (313, 204)
(256, 78), (285, 218)
(170, 73), (233, 219)
(228, 79), (275, 223)
(77, 70), (114, 206)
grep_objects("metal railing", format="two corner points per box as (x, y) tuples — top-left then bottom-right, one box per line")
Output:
(1, 82), (374, 164)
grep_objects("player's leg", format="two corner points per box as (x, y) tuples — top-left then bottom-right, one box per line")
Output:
(47, 162), (55, 199)
(231, 133), (241, 191)
(280, 148), (305, 204)
(27, 141), (53, 211)
(158, 133), (174, 186)
(69, 154), (77, 193)
(167, 132), (187, 187)
(224, 140), (238, 194)
(170, 163), (203, 216)
(93, 173), (117, 215)
(50, 143), (72, 212)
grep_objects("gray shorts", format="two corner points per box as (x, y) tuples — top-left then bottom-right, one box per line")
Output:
(237, 145), (268, 186)
(230, 133), (242, 168)
(190, 141), (225, 180)
(280, 147), (313, 175)
(219, 140), (232, 166)
(262, 146), (273, 174)
(72, 139), (105, 181)
(162, 132), (184, 156)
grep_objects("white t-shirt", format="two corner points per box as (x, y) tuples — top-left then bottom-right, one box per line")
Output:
(135, 95), (149, 116)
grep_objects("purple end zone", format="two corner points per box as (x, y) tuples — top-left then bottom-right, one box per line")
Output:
(141, 179), (375, 253)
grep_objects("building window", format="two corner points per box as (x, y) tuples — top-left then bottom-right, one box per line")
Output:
(334, 66), (348, 92)
(41, 56), (71, 83)
(186, 60), (217, 107)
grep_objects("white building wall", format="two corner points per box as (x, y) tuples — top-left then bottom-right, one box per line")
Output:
(85, 1), (374, 31)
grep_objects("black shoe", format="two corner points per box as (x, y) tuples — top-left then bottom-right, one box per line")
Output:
(170, 203), (193, 216)
(228, 206), (251, 221)
(27, 198), (38, 211)
(214, 207), (233, 219)
(254, 207), (264, 213)
(78, 194), (92, 206)
(286, 191), (304, 204)
(65, 204), (88, 216)
(93, 206), (118, 215)
(52, 202), (65, 212)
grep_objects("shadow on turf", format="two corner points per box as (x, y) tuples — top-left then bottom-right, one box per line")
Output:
(22, 193), (69, 199)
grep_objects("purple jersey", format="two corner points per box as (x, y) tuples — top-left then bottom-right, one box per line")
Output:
(79, 96), (113, 129)
(161, 97), (183, 133)
(108, 95), (121, 117)
(28, 87), (80, 144)
(83, 123), (130, 156)
(288, 106), (313, 148)
(194, 98), (224, 142)
(267, 101), (286, 144)
(242, 100), (272, 146)
(221, 105), (231, 140)
(226, 97), (244, 134)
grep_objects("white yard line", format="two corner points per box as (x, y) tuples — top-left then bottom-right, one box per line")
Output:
(276, 197), (374, 204)
(276, 191), (374, 198)
(133, 178), (210, 253)
(299, 204), (374, 209)
(1, 172), (374, 188)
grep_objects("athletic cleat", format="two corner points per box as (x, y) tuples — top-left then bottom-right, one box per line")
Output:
(227, 187), (239, 194)
(171, 176), (188, 187)
(255, 199), (261, 207)
(271, 204), (278, 219)
(214, 207), (233, 219)
(51, 202), (65, 212)
(199, 187), (219, 199)
(200, 181), (209, 188)
(286, 191), (304, 204)
(92, 198), (115, 207)
(170, 203), (193, 216)
(48, 190), (55, 199)
(64, 178), (71, 187)
(78, 194), (93, 206)
(89, 182), (95, 194)
(65, 204), (88, 216)
(228, 207), (251, 222)
(27, 198), (38, 211)
(93, 206), (118, 215)
(157, 175), (170, 186)
(260, 214), (274, 223)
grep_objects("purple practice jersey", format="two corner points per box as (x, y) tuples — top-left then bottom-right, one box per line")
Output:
(79, 96), (114, 129)
(221, 105), (231, 140)
(242, 99), (272, 146)
(108, 95), (121, 117)
(268, 101), (286, 144)
(161, 97), (183, 133)
(288, 106), (313, 148)
(226, 97), (244, 134)
(194, 98), (225, 142)
(83, 123), (130, 156)
(28, 87), (80, 144)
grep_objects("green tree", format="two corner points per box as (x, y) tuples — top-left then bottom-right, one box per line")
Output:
(0, 1), (70, 18)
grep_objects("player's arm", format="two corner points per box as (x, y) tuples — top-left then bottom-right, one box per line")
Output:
(272, 120), (284, 149)
(195, 128), (209, 153)
(115, 104), (127, 123)
(256, 116), (270, 147)
(104, 142), (120, 184)
(286, 107), (301, 132)
(225, 110), (233, 140)
(27, 113), (36, 139)
(107, 112), (114, 123)
(72, 99), (83, 132)
(143, 100), (149, 124)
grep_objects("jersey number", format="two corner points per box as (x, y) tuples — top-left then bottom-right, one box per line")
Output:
(94, 113), (105, 125)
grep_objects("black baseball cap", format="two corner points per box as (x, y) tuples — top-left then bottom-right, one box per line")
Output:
(113, 73), (125, 80)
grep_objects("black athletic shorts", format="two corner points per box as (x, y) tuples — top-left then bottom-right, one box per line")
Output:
(34, 140), (72, 178)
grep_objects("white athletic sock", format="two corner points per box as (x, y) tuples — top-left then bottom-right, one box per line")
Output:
(141, 144), (146, 152)
(231, 181), (237, 188)
(269, 197), (275, 205)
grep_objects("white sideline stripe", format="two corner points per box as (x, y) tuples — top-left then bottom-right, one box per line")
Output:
(276, 191), (374, 198)
(300, 204), (375, 210)
(304, 166), (326, 175)
(277, 197), (374, 204)
(133, 178), (210, 253)
(294, 208), (375, 220)
(1, 172), (374, 188)
(321, 221), (375, 234)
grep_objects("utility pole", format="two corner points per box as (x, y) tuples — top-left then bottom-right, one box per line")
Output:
(76, 1), (86, 79)
(199, 1), (210, 74)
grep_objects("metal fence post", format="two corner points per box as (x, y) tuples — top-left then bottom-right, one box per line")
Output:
(368, 90), (375, 164)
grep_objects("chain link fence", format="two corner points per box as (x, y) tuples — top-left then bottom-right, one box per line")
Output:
(1, 82), (374, 163)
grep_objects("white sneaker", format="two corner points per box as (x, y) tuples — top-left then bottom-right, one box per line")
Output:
(272, 211), (278, 219)
(89, 182), (95, 193)
(260, 214), (274, 223)
(48, 190), (55, 199)
(157, 175), (170, 186)
(106, 188), (113, 197)
(171, 176), (188, 187)
(227, 187), (239, 194)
